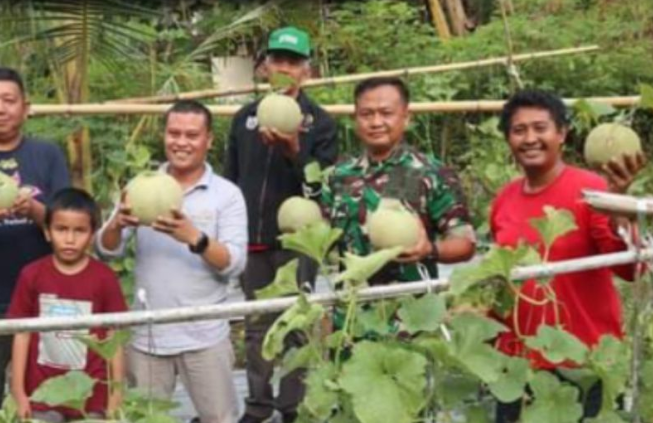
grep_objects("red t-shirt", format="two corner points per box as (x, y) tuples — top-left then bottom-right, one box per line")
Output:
(490, 165), (632, 369)
(7, 256), (127, 418)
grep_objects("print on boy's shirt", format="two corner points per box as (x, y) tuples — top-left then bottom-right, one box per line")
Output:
(37, 294), (91, 370)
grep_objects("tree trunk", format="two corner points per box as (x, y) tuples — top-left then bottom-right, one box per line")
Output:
(443, 0), (469, 36)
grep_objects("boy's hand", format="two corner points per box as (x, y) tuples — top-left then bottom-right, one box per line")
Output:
(15, 394), (31, 419)
(152, 208), (200, 246)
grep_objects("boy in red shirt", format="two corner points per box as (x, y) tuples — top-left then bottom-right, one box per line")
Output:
(491, 90), (645, 422)
(8, 188), (127, 422)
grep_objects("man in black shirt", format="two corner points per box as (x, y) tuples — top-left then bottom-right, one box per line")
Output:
(0, 67), (70, 399)
(224, 27), (338, 423)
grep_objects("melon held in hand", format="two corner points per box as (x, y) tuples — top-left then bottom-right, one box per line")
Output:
(367, 198), (420, 249)
(0, 173), (18, 209)
(125, 171), (183, 225)
(584, 123), (642, 167)
(257, 93), (303, 135)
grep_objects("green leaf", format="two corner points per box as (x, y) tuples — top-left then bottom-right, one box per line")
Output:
(304, 162), (323, 185)
(397, 293), (446, 334)
(585, 410), (628, 423)
(31, 371), (96, 412)
(449, 243), (540, 296)
(303, 362), (340, 420)
(448, 314), (508, 383)
(587, 335), (630, 412)
(75, 329), (131, 361)
(279, 221), (343, 264)
(355, 303), (396, 337)
(529, 206), (578, 254)
(334, 247), (404, 286)
(487, 356), (531, 402)
(639, 83), (653, 110)
(434, 371), (482, 408)
(255, 259), (300, 299)
(521, 372), (583, 423)
(340, 341), (427, 423)
(262, 295), (324, 361)
(269, 72), (297, 91)
(275, 345), (316, 381)
(525, 326), (588, 365)
(135, 414), (179, 423)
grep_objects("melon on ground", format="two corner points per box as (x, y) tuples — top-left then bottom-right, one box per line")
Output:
(125, 171), (184, 225)
(277, 196), (323, 233)
(0, 173), (18, 209)
(584, 123), (642, 167)
(257, 93), (303, 135)
(367, 198), (420, 249)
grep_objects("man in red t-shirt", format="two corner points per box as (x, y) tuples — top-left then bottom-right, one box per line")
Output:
(491, 90), (645, 422)
(8, 188), (127, 422)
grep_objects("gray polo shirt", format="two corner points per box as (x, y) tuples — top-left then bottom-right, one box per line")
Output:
(97, 163), (247, 355)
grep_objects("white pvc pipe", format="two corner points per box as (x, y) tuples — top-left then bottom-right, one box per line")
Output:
(0, 248), (650, 335)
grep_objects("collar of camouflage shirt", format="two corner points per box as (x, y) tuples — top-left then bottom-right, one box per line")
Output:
(355, 142), (411, 171)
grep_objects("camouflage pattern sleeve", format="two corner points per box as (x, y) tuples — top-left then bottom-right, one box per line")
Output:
(425, 164), (475, 241)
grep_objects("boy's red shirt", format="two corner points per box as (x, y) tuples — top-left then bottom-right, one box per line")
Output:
(7, 256), (127, 418)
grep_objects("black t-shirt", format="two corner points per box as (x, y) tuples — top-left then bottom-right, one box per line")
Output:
(0, 137), (70, 311)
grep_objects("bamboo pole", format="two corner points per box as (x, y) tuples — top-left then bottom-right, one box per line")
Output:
(29, 96), (641, 117)
(427, 0), (451, 40)
(108, 45), (600, 104)
(0, 248), (650, 335)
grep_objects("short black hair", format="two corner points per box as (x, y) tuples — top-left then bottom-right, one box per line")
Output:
(164, 99), (213, 131)
(0, 67), (25, 96)
(354, 77), (410, 105)
(498, 89), (570, 137)
(45, 188), (100, 231)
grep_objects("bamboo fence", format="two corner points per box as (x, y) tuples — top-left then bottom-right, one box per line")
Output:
(29, 95), (640, 117)
(109, 45), (600, 104)
(0, 247), (650, 335)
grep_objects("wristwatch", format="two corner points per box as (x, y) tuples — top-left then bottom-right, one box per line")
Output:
(189, 232), (209, 254)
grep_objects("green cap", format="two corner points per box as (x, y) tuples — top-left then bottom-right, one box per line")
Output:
(267, 26), (311, 58)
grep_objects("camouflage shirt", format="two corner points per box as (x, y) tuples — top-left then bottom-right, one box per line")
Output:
(321, 143), (474, 284)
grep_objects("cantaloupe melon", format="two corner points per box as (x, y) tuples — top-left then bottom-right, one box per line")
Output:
(257, 93), (303, 135)
(0, 173), (18, 209)
(367, 198), (420, 249)
(584, 123), (642, 167)
(277, 196), (323, 233)
(125, 171), (183, 225)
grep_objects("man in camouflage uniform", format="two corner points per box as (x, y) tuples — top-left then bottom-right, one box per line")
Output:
(322, 77), (475, 283)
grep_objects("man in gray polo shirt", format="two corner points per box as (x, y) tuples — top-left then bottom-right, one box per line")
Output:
(97, 100), (247, 423)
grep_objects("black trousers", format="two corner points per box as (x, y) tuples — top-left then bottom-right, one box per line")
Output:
(241, 250), (317, 419)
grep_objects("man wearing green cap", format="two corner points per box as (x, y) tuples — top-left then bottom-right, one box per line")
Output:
(224, 27), (338, 423)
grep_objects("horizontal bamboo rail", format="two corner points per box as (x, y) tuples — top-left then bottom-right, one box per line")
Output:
(0, 247), (650, 335)
(109, 45), (600, 104)
(29, 96), (640, 117)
